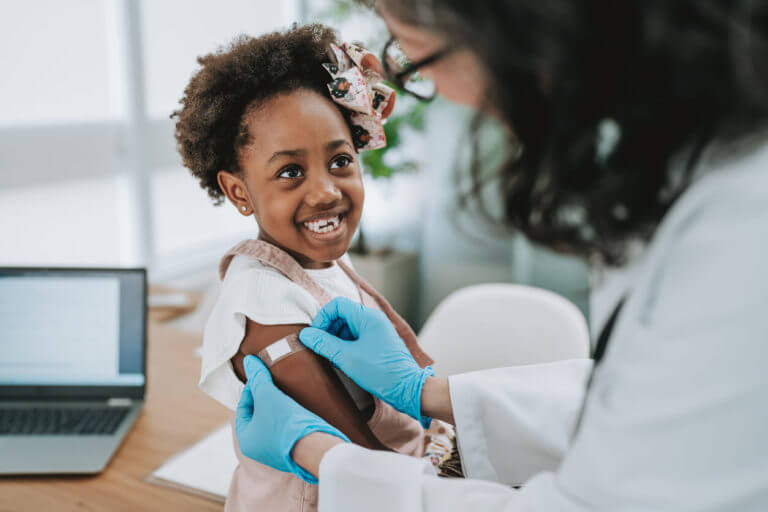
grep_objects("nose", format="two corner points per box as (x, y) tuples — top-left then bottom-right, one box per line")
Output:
(304, 173), (342, 208)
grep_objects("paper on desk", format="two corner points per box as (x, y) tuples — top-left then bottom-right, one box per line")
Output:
(146, 423), (237, 503)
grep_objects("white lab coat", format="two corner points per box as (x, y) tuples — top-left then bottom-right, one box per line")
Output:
(317, 138), (768, 511)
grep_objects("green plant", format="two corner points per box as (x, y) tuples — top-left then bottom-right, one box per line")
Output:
(361, 93), (427, 178)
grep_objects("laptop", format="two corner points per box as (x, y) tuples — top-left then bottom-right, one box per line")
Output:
(0, 267), (147, 475)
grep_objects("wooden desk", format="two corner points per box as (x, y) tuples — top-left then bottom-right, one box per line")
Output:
(0, 323), (231, 512)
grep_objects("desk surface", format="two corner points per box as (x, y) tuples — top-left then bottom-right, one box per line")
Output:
(0, 323), (230, 512)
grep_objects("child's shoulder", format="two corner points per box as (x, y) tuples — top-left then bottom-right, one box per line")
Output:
(220, 253), (303, 297)
(224, 250), (355, 283)
(223, 252), (282, 280)
(213, 252), (319, 324)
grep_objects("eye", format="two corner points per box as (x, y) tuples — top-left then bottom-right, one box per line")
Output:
(330, 154), (353, 169)
(277, 165), (304, 179)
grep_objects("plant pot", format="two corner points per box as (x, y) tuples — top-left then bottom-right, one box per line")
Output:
(349, 250), (419, 326)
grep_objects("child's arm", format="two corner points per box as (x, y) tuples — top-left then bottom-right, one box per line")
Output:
(231, 319), (387, 451)
(230, 321), (305, 382)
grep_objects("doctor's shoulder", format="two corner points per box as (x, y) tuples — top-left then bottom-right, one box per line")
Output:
(634, 140), (768, 329)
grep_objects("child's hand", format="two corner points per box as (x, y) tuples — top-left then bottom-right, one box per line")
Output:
(235, 355), (349, 484)
(300, 298), (435, 428)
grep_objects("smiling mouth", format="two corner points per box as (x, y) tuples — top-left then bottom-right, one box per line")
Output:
(299, 213), (347, 241)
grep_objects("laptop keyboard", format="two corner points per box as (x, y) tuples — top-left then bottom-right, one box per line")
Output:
(0, 407), (130, 436)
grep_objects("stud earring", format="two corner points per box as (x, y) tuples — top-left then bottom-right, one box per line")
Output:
(241, 205), (247, 212)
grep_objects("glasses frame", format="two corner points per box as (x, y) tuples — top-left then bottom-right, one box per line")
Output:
(381, 36), (454, 102)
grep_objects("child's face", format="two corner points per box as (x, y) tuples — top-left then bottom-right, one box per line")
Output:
(219, 89), (364, 269)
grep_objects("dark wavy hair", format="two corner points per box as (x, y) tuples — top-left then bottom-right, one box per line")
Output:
(172, 24), (349, 204)
(370, 0), (768, 264)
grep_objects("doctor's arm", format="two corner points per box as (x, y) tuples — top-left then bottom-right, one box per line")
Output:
(287, 356), (592, 512)
(291, 357), (591, 486)
(299, 297), (592, 485)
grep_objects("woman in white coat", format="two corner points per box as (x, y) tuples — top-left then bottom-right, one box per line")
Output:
(233, 1), (768, 510)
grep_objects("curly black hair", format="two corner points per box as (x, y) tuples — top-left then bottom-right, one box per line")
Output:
(172, 24), (349, 204)
(371, 0), (768, 264)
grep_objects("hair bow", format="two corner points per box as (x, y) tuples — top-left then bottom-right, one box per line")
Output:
(323, 42), (395, 151)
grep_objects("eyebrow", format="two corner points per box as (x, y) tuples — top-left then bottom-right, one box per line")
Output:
(267, 148), (306, 164)
(326, 139), (353, 152)
(266, 140), (352, 164)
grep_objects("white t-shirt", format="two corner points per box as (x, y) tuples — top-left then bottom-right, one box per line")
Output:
(199, 252), (361, 410)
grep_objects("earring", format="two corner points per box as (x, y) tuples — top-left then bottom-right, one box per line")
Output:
(241, 205), (247, 212)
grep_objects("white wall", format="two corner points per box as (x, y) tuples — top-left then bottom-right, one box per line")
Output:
(0, 0), (113, 125)
(141, 0), (300, 120)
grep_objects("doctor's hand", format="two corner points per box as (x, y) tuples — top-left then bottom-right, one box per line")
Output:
(299, 297), (435, 427)
(235, 355), (349, 484)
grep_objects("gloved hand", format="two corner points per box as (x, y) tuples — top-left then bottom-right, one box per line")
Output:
(299, 297), (434, 428)
(235, 355), (349, 484)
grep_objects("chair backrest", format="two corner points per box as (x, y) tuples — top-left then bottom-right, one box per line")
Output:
(418, 284), (590, 376)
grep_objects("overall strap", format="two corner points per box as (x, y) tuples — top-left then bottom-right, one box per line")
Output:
(219, 240), (433, 368)
(219, 239), (333, 306)
(337, 260), (433, 369)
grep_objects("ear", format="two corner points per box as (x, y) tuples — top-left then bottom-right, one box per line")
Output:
(359, 54), (396, 120)
(217, 170), (252, 215)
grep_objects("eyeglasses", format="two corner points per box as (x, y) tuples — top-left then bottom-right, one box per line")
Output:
(381, 36), (454, 102)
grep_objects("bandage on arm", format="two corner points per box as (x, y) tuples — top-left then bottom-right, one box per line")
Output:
(231, 320), (388, 451)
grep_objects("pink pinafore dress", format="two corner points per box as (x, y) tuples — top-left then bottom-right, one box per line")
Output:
(218, 240), (433, 512)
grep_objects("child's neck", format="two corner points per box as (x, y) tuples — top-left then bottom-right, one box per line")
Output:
(299, 259), (334, 270)
(257, 233), (334, 269)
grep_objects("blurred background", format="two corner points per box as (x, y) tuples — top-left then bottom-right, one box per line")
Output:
(0, 0), (590, 330)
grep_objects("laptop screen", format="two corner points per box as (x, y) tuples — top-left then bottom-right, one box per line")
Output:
(0, 268), (146, 389)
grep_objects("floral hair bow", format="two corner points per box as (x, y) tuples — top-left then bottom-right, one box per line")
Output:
(323, 42), (395, 151)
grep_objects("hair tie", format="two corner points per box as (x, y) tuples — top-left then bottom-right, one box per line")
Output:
(323, 42), (395, 151)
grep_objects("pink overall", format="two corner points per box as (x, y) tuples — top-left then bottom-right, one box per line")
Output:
(218, 240), (433, 512)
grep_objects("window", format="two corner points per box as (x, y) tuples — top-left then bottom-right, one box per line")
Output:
(1, 1), (299, 277)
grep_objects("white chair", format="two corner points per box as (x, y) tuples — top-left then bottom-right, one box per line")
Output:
(418, 284), (590, 376)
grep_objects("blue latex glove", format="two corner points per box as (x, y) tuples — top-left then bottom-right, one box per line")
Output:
(299, 297), (434, 428)
(235, 355), (349, 484)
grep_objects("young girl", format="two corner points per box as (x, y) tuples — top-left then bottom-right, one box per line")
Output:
(173, 24), (449, 511)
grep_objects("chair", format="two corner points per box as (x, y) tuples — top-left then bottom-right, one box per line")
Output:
(418, 284), (590, 376)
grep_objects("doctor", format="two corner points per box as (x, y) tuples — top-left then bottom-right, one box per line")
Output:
(234, 0), (768, 510)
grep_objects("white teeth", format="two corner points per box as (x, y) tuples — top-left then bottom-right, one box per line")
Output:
(303, 215), (341, 234)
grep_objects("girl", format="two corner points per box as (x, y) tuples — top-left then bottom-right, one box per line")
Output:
(173, 24), (448, 512)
